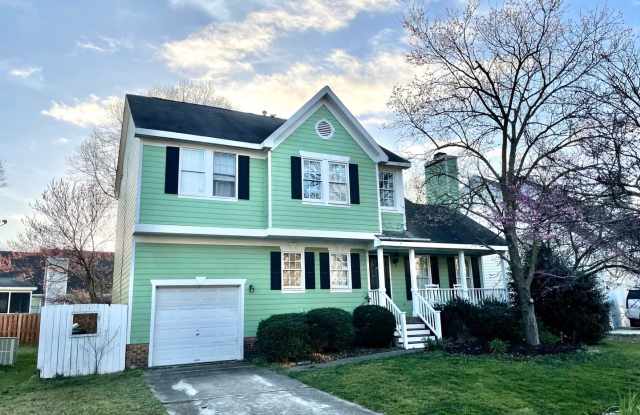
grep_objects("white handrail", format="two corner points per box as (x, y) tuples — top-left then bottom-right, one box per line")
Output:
(368, 289), (408, 349)
(413, 290), (442, 339)
(418, 287), (508, 306)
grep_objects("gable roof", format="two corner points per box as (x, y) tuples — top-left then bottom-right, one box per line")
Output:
(127, 94), (287, 145)
(380, 200), (506, 247)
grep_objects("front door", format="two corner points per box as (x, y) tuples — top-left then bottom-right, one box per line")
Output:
(368, 255), (392, 298)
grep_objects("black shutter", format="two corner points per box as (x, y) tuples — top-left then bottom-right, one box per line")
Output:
(471, 257), (481, 288)
(319, 252), (330, 289)
(291, 156), (302, 199)
(350, 253), (361, 289)
(447, 257), (457, 286)
(430, 256), (440, 285)
(305, 252), (315, 289)
(270, 251), (281, 290)
(238, 155), (250, 200)
(164, 146), (179, 194)
(349, 163), (360, 204)
(403, 256), (412, 300)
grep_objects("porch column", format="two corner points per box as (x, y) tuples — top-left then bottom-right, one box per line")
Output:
(376, 247), (386, 296)
(408, 248), (418, 316)
(458, 251), (468, 290)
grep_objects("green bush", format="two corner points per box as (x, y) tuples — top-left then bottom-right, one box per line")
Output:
(256, 313), (310, 362)
(436, 298), (520, 345)
(488, 338), (509, 354)
(306, 308), (354, 352)
(353, 305), (396, 347)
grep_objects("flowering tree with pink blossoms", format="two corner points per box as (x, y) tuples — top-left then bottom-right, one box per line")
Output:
(391, 0), (630, 345)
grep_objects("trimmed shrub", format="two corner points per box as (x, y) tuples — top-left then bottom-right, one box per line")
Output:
(353, 305), (396, 347)
(306, 308), (354, 352)
(488, 339), (509, 354)
(256, 313), (310, 362)
(436, 298), (520, 345)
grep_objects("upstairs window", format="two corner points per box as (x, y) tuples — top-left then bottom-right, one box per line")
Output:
(303, 159), (323, 201)
(330, 252), (351, 291)
(179, 148), (237, 199)
(301, 155), (350, 205)
(379, 170), (395, 207)
(213, 152), (236, 197)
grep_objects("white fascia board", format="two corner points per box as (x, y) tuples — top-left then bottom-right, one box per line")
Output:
(384, 161), (412, 169)
(374, 239), (508, 252)
(134, 224), (376, 241)
(150, 278), (246, 288)
(263, 86), (388, 163)
(136, 128), (264, 150)
(299, 151), (350, 163)
(0, 287), (38, 292)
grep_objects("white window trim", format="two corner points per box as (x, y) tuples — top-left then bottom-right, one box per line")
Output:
(0, 291), (33, 314)
(281, 250), (305, 293)
(379, 168), (403, 212)
(178, 146), (239, 201)
(300, 155), (350, 206)
(329, 250), (352, 292)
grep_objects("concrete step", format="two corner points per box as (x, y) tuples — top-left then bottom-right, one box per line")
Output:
(395, 336), (436, 347)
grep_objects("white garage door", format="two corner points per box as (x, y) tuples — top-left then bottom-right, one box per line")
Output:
(152, 285), (243, 367)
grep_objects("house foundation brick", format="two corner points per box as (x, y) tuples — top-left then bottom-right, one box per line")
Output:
(125, 343), (149, 368)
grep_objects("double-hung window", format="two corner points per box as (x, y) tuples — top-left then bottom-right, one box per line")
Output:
(330, 252), (351, 291)
(213, 152), (236, 197)
(416, 256), (431, 288)
(328, 162), (348, 203)
(179, 148), (237, 199)
(301, 155), (349, 205)
(282, 251), (304, 291)
(303, 159), (323, 201)
(379, 170), (395, 208)
(180, 149), (207, 196)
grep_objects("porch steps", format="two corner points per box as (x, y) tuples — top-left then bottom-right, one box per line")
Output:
(394, 318), (436, 350)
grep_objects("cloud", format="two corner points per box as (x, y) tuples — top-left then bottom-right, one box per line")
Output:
(168, 0), (231, 19)
(161, 0), (399, 79)
(52, 137), (70, 145)
(76, 36), (132, 54)
(8, 66), (41, 79)
(41, 95), (120, 127)
(217, 48), (416, 119)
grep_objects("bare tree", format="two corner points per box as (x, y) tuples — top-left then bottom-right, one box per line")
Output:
(12, 179), (113, 302)
(70, 80), (231, 199)
(391, 0), (626, 345)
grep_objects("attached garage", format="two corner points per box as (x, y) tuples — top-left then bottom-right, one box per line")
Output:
(149, 279), (245, 367)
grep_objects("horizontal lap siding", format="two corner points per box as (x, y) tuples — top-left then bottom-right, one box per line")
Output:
(130, 243), (368, 343)
(271, 106), (378, 232)
(389, 258), (411, 313)
(138, 145), (267, 228)
(381, 211), (404, 232)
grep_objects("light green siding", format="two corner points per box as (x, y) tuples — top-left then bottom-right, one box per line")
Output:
(381, 211), (404, 232)
(271, 105), (379, 232)
(138, 145), (268, 229)
(389, 258), (411, 313)
(130, 243), (369, 343)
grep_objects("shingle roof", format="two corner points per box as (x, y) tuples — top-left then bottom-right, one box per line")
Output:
(380, 200), (506, 246)
(126, 94), (408, 163)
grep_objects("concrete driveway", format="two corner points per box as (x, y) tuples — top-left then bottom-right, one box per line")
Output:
(144, 362), (379, 415)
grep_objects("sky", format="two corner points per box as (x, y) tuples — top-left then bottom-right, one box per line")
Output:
(0, 0), (639, 249)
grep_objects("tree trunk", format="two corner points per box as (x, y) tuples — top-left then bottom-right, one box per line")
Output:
(517, 285), (541, 346)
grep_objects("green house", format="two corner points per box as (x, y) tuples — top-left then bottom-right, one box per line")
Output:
(112, 86), (508, 368)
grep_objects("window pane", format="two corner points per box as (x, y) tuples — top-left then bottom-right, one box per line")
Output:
(379, 171), (396, 207)
(0, 293), (8, 313)
(72, 313), (98, 335)
(330, 253), (350, 289)
(214, 152), (235, 175)
(9, 293), (30, 313)
(303, 160), (323, 200)
(329, 163), (346, 183)
(330, 183), (348, 202)
(304, 180), (322, 200)
(303, 160), (322, 180)
(181, 171), (206, 195)
(283, 253), (303, 289)
(381, 189), (394, 207)
(182, 149), (205, 172)
(214, 180), (235, 197)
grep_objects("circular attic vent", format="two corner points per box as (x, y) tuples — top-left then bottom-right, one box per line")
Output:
(315, 119), (335, 139)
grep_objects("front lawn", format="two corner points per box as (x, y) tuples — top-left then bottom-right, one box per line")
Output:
(0, 347), (165, 415)
(290, 337), (640, 415)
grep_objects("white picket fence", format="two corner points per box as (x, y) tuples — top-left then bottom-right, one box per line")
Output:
(37, 304), (127, 378)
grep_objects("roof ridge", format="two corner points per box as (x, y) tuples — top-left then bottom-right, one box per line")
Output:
(125, 94), (288, 122)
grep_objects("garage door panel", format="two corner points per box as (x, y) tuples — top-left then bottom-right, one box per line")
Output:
(152, 285), (243, 367)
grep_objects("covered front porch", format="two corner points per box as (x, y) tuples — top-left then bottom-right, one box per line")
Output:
(366, 240), (508, 348)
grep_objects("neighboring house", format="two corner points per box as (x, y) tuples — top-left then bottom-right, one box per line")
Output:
(0, 251), (114, 313)
(113, 86), (507, 368)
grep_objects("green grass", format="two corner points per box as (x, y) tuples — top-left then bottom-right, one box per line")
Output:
(290, 337), (640, 415)
(0, 347), (165, 415)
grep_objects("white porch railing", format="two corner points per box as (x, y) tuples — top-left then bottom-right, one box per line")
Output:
(368, 289), (408, 349)
(412, 290), (442, 339)
(418, 286), (509, 306)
